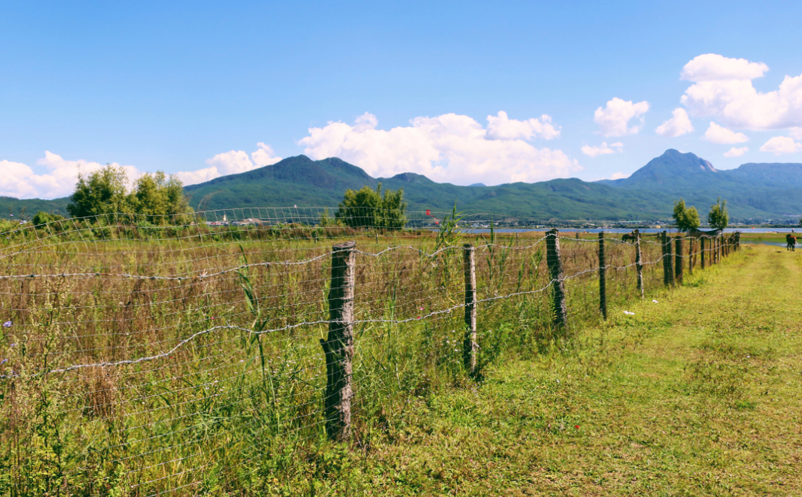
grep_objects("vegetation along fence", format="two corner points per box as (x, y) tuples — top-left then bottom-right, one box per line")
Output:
(0, 208), (740, 495)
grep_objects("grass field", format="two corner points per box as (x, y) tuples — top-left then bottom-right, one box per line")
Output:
(279, 243), (802, 495)
(0, 223), (757, 495)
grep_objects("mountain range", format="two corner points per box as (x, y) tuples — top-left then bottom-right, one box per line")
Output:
(2, 149), (801, 223)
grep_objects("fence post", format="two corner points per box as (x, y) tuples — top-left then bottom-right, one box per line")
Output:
(701, 237), (706, 269)
(321, 240), (356, 441)
(463, 244), (477, 375)
(661, 231), (670, 286)
(598, 232), (607, 319)
(736, 232), (741, 251)
(675, 236), (683, 284)
(688, 236), (694, 275)
(546, 229), (568, 328)
(635, 229), (644, 298)
(664, 232), (675, 286)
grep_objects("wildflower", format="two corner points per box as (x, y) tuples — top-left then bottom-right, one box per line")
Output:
(2, 320), (11, 328)
(426, 209), (431, 216)
(652, 299), (658, 303)
(0, 359), (7, 365)
(575, 425), (580, 429)
(419, 306), (424, 311)
(9, 343), (16, 348)
(623, 311), (634, 315)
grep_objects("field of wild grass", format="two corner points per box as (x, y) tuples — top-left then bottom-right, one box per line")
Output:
(0, 221), (671, 495)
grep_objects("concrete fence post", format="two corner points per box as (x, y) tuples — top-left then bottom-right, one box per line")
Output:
(546, 229), (568, 328)
(321, 240), (356, 441)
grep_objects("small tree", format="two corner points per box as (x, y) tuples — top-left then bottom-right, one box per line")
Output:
(672, 198), (700, 232)
(130, 172), (193, 225)
(67, 165), (131, 218)
(708, 197), (729, 231)
(336, 183), (407, 229)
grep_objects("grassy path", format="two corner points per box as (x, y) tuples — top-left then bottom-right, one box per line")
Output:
(293, 245), (802, 495)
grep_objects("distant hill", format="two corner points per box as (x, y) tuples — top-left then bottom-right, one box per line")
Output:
(3, 150), (802, 223)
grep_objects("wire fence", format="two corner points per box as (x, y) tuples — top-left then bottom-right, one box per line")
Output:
(0, 208), (741, 495)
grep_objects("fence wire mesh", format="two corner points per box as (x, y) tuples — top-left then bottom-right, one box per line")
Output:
(0, 208), (736, 495)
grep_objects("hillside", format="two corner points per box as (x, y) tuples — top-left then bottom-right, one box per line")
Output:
(4, 150), (802, 223)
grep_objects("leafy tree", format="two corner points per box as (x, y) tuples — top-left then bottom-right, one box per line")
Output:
(130, 172), (193, 225)
(67, 165), (132, 218)
(336, 183), (407, 229)
(32, 211), (65, 227)
(67, 165), (193, 224)
(708, 197), (729, 230)
(672, 198), (700, 232)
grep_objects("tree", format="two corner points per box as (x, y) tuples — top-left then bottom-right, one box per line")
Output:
(672, 198), (700, 232)
(67, 165), (131, 218)
(708, 197), (729, 230)
(32, 211), (65, 227)
(336, 183), (407, 229)
(130, 172), (193, 225)
(67, 165), (193, 224)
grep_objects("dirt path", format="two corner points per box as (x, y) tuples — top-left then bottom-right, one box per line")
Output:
(354, 244), (802, 495)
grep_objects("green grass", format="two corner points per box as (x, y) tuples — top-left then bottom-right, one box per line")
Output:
(279, 244), (802, 495)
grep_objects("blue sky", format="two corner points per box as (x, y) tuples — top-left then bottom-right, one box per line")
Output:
(2, 0), (802, 198)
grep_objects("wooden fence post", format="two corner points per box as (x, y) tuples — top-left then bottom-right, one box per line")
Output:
(688, 236), (694, 275)
(701, 237), (706, 269)
(661, 231), (670, 287)
(675, 236), (683, 284)
(321, 240), (356, 441)
(664, 232), (675, 286)
(635, 229), (644, 298)
(463, 244), (477, 375)
(598, 232), (607, 319)
(546, 229), (568, 328)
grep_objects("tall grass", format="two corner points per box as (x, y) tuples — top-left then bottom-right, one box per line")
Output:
(0, 218), (672, 495)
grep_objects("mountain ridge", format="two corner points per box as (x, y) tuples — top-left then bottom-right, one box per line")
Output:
(3, 150), (802, 223)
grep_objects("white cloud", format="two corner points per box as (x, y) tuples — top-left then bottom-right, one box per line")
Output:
(0, 152), (144, 200)
(581, 142), (623, 158)
(680, 54), (768, 82)
(680, 55), (802, 131)
(251, 142), (282, 167)
(486, 111), (560, 140)
(723, 147), (749, 158)
(760, 136), (802, 155)
(297, 112), (580, 185)
(175, 143), (282, 186)
(610, 172), (628, 180)
(593, 98), (649, 137)
(789, 128), (802, 140)
(655, 108), (694, 137)
(703, 122), (748, 144)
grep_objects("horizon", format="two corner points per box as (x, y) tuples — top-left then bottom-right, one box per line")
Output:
(3, 1), (802, 199)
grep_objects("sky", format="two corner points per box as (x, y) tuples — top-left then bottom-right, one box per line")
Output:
(2, 0), (802, 199)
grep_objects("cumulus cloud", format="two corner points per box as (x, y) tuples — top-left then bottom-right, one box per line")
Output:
(680, 54), (768, 82)
(655, 108), (694, 137)
(3, 143), (282, 199)
(581, 142), (623, 158)
(175, 143), (281, 185)
(760, 136), (802, 155)
(297, 112), (580, 185)
(0, 152), (144, 200)
(789, 128), (802, 140)
(610, 172), (629, 180)
(703, 122), (749, 144)
(486, 111), (560, 140)
(593, 98), (649, 137)
(723, 147), (749, 158)
(680, 54), (802, 130)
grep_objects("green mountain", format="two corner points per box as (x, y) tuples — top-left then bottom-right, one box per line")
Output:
(3, 150), (802, 223)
